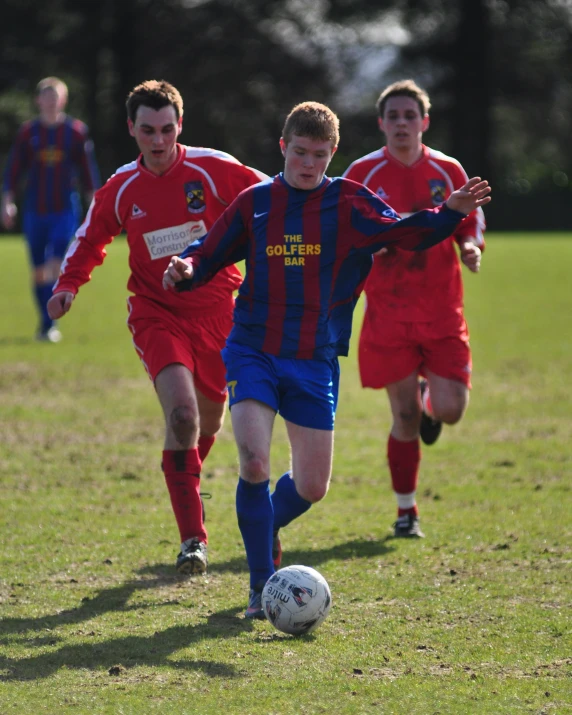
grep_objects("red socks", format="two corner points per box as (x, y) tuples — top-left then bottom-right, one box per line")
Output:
(162, 448), (206, 543)
(198, 434), (216, 464)
(387, 435), (420, 517)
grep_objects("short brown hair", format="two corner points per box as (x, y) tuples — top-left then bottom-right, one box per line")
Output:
(376, 80), (431, 119)
(282, 101), (340, 147)
(36, 77), (68, 101)
(126, 80), (184, 123)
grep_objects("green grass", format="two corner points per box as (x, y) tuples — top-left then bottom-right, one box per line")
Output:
(0, 234), (571, 714)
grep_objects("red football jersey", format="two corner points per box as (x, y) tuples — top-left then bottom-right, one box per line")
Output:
(343, 145), (485, 321)
(54, 144), (266, 314)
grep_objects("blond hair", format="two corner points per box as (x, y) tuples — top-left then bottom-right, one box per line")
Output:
(36, 77), (68, 102)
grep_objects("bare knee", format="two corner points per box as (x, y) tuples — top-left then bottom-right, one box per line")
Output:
(298, 480), (329, 504)
(198, 412), (224, 438)
(197, 396), (226, 437)
(436, 403), (466, 425)
(392, 399), (422, 439)
(169, 405), (199, 447)
(432, 392), (468, 425)
(399, 401), (421, 426)
(238, 446), (270, 482)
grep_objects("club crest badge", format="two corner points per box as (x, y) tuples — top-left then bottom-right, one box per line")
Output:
(429, 179), (447, 205)
(185, 181), (206, 213)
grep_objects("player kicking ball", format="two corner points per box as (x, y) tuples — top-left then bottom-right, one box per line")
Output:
(163, 101), (491, 618)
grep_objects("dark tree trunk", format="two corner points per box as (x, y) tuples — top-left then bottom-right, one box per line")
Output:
(450, 0), (493, 182)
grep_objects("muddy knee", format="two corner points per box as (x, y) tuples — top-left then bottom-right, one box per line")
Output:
(169, 405), (199, 446)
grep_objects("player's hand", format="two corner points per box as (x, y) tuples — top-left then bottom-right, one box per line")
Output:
(163, 256), (194, 290)
(459, 241), (482, 273)
(446, 177), (491, 215)
(1, 201), (17, 230)
(47, 291), (75, 319)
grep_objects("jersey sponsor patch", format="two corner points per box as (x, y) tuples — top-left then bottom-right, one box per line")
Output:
(132, 204), (146, 219)
(39, 147), (64, 165)
(143, 220), (207, 260)
(429, 179), (447, 205)
(185, 181), (206, 213)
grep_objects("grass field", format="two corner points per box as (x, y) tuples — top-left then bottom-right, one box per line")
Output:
(0, 234), (570, 714)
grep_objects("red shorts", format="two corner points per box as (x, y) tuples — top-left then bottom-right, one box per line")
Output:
(358, 309), (472, 389)
(127, 295), (233, 404)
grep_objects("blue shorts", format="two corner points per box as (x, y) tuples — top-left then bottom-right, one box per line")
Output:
(222, 342), (340, 431)
(23, 209), (79, 267)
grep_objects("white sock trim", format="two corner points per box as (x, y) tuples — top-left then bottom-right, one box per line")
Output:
(396, 491), (416, 509)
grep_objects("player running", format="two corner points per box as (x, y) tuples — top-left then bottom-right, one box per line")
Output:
(1, 77), (100, 342)
(343, 80), (486, 538)
(47, 80), (266, 574)
(163, 101), (491, 618)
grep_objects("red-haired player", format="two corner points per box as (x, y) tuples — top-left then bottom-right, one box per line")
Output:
(164, 100), (490, 617)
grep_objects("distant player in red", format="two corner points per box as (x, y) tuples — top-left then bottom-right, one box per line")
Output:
(47, 80), (266, 573)
(343, 80), (486, 538)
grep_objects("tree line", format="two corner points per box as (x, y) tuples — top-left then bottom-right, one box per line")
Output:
(1, 0), (571, 230)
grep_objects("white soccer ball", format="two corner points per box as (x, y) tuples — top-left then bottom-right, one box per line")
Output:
(261, 565), (332, 636)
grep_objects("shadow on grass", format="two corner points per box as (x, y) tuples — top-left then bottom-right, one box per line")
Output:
(209, 535), (395, 575)
(0, 537), (391, 638)
(0, 604), (250, 681)
(0, 336), (35, 347)
(0, 566), (179, 638)
(0, 538), (394, 680)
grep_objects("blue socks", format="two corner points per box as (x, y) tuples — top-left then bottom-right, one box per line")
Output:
(272, 472), (311, 530)
(236, 478), (274, 589)
(237, 473), (313, 589)
(34, 283), (54, 332)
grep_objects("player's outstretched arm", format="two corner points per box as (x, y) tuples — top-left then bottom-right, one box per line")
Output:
(47, 291), (75, 320)
(163, 256), (194, 291)
(446, 177), (491, 215)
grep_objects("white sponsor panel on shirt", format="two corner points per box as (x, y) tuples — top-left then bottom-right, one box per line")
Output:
(143, 220), (207, 260)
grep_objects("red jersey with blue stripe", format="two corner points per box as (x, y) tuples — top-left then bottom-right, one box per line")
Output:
(2, 116), (100, 214)
(178, 173), (465, 360)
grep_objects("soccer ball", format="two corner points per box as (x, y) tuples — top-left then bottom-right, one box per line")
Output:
(261, 565), (332, 636)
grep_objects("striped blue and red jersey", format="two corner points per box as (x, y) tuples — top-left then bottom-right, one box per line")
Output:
(178, 173), (466, 360)
(2, 116), (100, 214)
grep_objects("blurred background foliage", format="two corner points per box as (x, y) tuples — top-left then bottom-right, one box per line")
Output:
(1, 0), (571, 229)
